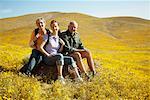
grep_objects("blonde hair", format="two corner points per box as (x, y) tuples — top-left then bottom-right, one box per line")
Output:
(36, 17), (46, 24)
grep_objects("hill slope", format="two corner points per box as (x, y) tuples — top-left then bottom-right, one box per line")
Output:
(0, 12), (149, 47)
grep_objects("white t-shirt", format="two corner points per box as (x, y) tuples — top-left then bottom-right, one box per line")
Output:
(43, 34), (60, 55)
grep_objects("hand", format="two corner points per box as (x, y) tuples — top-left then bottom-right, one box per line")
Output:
(75, 49), (85, 52)
(36, 33), (41, 38)
(47, 53), (55, 57)
(59, 38), (65, 45)
(47, 54), (52, 57)
(33, 34), (40, 42)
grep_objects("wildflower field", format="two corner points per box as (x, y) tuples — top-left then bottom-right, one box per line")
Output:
(0, 12), (150, 99)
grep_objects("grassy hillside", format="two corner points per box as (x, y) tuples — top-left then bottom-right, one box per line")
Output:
(0, 12), (150, 99)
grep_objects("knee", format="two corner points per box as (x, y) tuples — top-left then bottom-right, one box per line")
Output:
(73, 52), (82, 60)
(31, 49), (39, 58)
(32, 49), (37, 53)
(55, 53), (63, 60)
(55, 53), (64, 65)
(32, 49), (38, 54)
(69, 58), (77, 70)
(70, 57), (77, 67)
(69, 57), (74, 62)
(84, 49), (92, 57)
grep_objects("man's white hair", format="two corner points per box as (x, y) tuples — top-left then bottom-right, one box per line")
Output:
(69, 21), (78, 26)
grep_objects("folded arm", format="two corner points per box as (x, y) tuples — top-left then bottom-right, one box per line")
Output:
(29, 31), (41, 48)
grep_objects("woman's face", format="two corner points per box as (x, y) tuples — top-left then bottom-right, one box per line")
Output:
(36, 19), (46, 29)
(50, 22), (59, 33)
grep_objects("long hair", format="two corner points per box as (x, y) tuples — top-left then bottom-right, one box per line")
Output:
(36, 17), (46, 24)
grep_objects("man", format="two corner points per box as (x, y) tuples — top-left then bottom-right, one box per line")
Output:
(59, 21), (96, 78)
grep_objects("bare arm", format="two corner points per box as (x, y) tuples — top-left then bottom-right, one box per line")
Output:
(74, 49), (85, 52)
(58, 38), (65, 52)
(29, 31), (36, 48)
(40, 41), (51, 57)
(29, 31), (40, 48)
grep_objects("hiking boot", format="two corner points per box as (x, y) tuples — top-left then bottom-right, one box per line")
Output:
(89, 71), (97, 77)
(85, 74), (90, 81)
(25, 70), (31, 76)
(74, 77), (83, 82)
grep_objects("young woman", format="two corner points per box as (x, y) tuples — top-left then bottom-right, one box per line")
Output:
(26, 18), (50, 75)
(40, 20), (83, 84)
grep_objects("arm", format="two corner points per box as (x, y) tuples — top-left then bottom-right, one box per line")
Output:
(29, 31), (40, 48)
(39, 34), (52, 57)
(40, 41), (51, 57)
(58, 38), (65, 52)
(61, 35), (76, 53)
(69, 34), (85, 52)
(74, 38), (85, 52)
(78, 37), (84, 49)
(29, 31), (36, 48)
(71, 47), (85, 52)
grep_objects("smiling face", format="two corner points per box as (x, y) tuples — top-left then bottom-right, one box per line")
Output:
(36, 18), (46, 29)
(68, 21), (78, 33)
(50, 20), (59, 33)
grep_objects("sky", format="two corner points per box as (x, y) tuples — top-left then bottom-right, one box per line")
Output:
(0, 0), (150, 20)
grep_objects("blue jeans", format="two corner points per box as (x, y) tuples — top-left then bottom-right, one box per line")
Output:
(26, 49), (43, 74)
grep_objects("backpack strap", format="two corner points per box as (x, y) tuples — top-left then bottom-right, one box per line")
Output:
(34, 28), (39, 36)
(45, 28), (51, 45)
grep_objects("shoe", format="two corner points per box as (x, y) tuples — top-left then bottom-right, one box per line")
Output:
(92, 71), (97, 76)
(89, 71), (97, 77)
(25, 70), (31, 76)
(85, 74), (90, 81)
(74, 77), (83, 82)
(57, 76), (65, 84)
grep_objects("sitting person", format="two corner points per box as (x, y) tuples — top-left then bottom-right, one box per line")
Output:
(25, 17), (50, 75)
(40, 20), (83, 84)
(59, 21), (96, 78)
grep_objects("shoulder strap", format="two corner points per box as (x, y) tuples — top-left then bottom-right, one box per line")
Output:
(45, 28), (51, 45)
(34, 28), (39, 36)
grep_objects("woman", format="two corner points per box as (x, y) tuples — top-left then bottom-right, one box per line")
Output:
(25, 17), (50, 75)
(40, 20), (83, 84)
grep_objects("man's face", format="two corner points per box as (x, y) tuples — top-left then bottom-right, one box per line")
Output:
(36, 20), (46, 29)
(68, 23), (78, 33)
